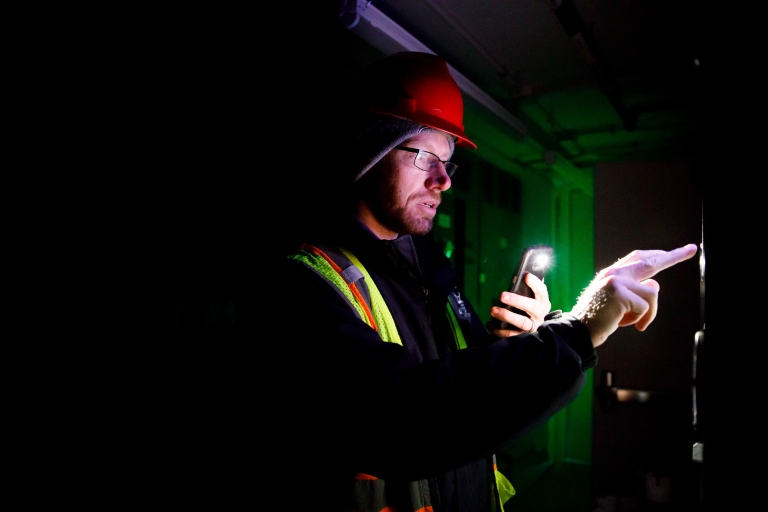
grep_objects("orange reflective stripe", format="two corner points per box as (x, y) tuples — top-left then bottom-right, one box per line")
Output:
(355, 472), (379, 481)
(301, 243), (378, 331)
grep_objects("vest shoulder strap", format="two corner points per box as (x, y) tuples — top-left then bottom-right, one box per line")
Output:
(337, 247), (402, 345)
(288, 242), (402, 346)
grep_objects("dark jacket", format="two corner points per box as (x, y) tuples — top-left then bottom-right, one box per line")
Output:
(257, 213), (597, 511)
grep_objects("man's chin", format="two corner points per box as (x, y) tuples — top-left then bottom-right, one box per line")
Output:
(404, 220), (434, 236)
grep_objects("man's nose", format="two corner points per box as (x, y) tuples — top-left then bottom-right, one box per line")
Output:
(426, 164), (451, 190)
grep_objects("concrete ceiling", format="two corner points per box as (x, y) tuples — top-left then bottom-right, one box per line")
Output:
(339, 0), (706, 173)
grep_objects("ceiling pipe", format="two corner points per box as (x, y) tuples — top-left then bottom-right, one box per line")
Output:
(548, 0), (638, 131)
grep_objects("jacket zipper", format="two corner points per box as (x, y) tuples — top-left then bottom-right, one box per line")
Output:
(430, 476), (442, 510)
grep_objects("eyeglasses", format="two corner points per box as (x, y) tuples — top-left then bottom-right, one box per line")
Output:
(394, 146), (458, 177)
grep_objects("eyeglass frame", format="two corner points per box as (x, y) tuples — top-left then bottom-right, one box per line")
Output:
(394, 146), (458, 177)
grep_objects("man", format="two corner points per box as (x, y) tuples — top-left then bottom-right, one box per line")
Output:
(261, 52), (697, 512)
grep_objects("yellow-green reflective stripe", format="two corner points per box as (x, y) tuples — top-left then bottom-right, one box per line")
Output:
(446, 302), (467, 350)
(340, 248), (402, 346)
(495, 468), (516, 510)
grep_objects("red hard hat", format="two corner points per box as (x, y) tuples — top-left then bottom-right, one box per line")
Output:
(353, 52), (477, 149)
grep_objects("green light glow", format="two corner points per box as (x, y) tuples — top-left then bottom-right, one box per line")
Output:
(443, 240), (454, 259)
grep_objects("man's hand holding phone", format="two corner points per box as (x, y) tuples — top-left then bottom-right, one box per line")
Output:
(488, 245), (554, 337)
(489, 272), (552, 336)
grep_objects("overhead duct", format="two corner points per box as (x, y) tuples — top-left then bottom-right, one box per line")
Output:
(548, 0), (638, 131)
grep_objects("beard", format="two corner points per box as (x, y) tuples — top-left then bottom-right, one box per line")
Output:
(359, 166), (437, 236)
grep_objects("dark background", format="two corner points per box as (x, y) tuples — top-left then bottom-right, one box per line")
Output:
(89, 7), (344, 506)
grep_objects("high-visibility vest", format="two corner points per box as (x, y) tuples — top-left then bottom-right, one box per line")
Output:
(288, 242), (515, 511)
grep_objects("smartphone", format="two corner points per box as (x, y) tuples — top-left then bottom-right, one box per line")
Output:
(500, 244), (554, 330)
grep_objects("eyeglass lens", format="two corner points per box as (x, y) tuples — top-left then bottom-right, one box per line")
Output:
(415, 151), (458, 177)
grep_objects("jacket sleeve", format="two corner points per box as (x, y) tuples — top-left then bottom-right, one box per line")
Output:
(262, 257), (597, 482)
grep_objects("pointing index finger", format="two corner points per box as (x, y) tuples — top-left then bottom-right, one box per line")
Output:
(652, 243), (699, 270)
(608, 243), (698, 281)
